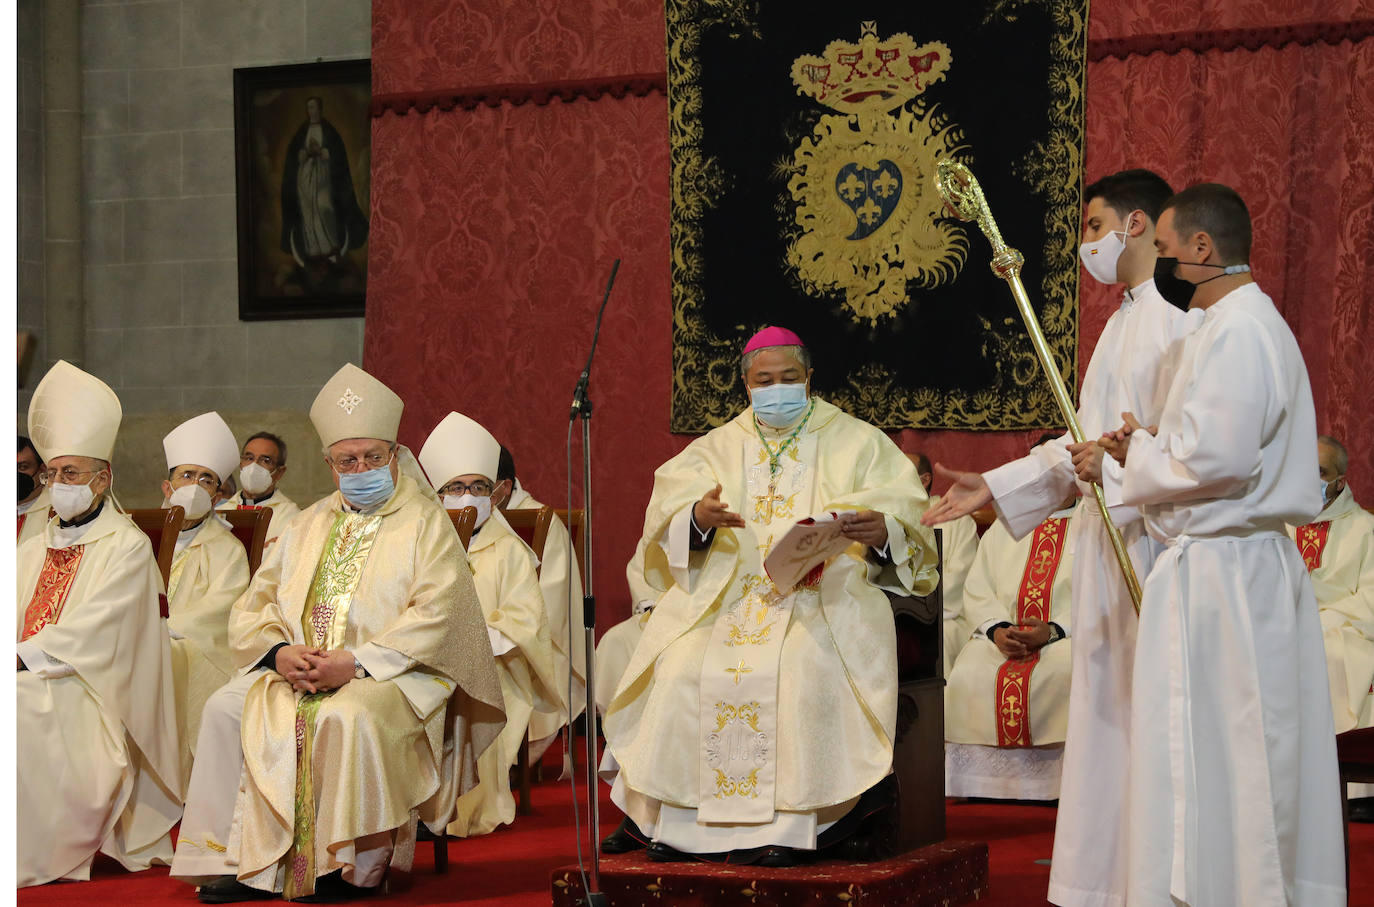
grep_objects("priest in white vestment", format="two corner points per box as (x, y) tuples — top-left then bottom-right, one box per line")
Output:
(221, 430), (302, 546)
(925, 169), (1191, 907)
(603, 326), (939, 866)
(419, 413), (561, 837)
(945, 502), (1075, 800)
(1103, 183), (1344, 906)
(1288, 435), (1374, 811)
(16, 361), (183, 887)
(908, 452), (980, 677)
(499, 445), (588, 752)
(161, 412), (252, 788)
(171, 364), (505, 903)
(18, 434), (50, 546)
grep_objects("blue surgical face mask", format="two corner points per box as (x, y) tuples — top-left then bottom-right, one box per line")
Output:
(338, 462), (395, 510)
(750, 382), (810, 429)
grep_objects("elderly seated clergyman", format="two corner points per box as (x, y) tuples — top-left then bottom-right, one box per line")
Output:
(160, 412), (252, 788)
(600, 326), (938, 866)
(17, 361), (182, 887)
(170, 364), (505, 903)
(222, 430), (302, 547)
(418, 412), (561, 838)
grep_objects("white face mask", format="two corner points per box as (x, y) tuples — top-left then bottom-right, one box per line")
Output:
(1078, 229), (1128, 285)
(168, 484), (213, 521)
(50, 478), (98, 522)
(444, 493), (492, 527)
(239, 462), (274, 496)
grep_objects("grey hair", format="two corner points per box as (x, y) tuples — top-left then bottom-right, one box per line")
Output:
(740, 344), (811, 376)
(1318, 435), (1348, 474)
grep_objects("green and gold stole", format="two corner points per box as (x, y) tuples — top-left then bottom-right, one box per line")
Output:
(284, 510), (382, 899)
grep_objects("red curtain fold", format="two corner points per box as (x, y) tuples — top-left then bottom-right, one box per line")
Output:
(367, 1), (1374, 625)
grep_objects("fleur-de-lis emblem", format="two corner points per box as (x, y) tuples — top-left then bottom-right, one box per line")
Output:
(337, 388), (362, 414)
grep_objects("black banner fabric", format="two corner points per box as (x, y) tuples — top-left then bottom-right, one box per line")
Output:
(668, 1), (1088, 432)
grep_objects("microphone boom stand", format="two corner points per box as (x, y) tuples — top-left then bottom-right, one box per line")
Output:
(568, 259), (618, 907)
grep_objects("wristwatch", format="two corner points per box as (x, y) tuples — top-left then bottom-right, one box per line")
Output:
(353, 657), (367, 680)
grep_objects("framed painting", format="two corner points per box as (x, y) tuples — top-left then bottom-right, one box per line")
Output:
(233, 59), (371, 320)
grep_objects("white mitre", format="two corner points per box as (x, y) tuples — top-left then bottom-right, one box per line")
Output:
(162, 412), (240, 485)
(418, 412), (501, 489)
(310, 363), (403, 448)
(27, 360), (122, 462)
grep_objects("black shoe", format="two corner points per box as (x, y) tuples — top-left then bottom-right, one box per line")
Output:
(755, 846), (800, 868)
(293, 869), (379, 903)
(198, 876), (275, 904)
(645, 841), (694, 863)
(1350, 797), (1374, 823)
(600, 816), (647, 854)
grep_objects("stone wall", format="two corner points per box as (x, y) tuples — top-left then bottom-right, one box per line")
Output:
(17, 0), (45, 386)
(18, 0), (373, 507)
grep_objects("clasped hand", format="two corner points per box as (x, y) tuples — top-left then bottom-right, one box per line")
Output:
(274, 644), (356, 694)
(992, 617), (1052, 660)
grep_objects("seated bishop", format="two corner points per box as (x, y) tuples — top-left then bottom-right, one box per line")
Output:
(223, 430), (302, 546)
(18, 433), (50, 546)
(944, 496), (1076, 801)
(498, 444), (587, 755)
(602, 326), (939, 866)
(170, 364), (505, 903)
(17, 361), (182, 887)
(419, 413), (561, 837)
(160, 412), (251, 787)
(1288, 435), (1374, 766)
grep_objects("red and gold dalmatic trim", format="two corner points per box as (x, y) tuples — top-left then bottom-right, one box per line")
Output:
(21, 546), (85, 639)
(17, 513), (26, 538)
(1295, 521), (1331, 572)
(995, 516), (1068, 748)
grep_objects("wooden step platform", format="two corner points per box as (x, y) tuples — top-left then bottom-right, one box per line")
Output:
(551, 839), (989, 906)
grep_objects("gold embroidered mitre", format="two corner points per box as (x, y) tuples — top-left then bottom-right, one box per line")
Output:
(309, 363), (403, 448)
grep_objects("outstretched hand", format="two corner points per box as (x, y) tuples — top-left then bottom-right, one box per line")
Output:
(693, 484), (746, 530)
(921, 463), (992, 525)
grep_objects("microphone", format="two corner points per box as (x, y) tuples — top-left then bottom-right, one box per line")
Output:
(569, 259), (621, 420)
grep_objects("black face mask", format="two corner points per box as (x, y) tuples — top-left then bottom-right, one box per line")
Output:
(1153, 257), (1251, 311)
(17, 471), (34, 504)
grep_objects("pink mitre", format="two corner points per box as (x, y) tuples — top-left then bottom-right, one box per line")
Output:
(742, 325), (805, 354)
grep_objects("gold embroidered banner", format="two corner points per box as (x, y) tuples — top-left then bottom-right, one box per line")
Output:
(667, 2), (1087, 432)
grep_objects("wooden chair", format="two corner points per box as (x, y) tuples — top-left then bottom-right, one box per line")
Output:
(1337, 727), (1374, 889)
(221, 507), (273, 577)
(887, 526), (945, 854)
(123, 507), (185, 616)
(496, 507), (557, 814)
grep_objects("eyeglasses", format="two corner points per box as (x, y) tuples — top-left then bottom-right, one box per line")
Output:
(240, 453), (280, 470)
(172, 469), (221, 491)
(39, 467), (101, 486)
(328, 448), (395, 474)
(440, 480), (494, 497)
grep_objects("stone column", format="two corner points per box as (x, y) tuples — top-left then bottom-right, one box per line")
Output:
(43, 0), (82, 368)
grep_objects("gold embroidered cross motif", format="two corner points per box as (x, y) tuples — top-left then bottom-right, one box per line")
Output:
(337, 387), (362, 414)
(725, 660), (753, 685)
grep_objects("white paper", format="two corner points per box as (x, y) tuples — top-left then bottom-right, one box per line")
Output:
(763, 510), (857, 591)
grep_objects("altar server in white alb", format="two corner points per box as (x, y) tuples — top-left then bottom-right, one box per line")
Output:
(16, 361), (183, 887)
(1288, 435), (1374, 741)
(498, 444), (587, 753)
(945, 488), (1076, 801)
(171, 364), (505, 903)
(161, 412), (252, 787)
(603, 326), (938, 866)
(1099, 183), (1344, 906)
(419, 412), (561, 837)
(925, 169), (1191, 907)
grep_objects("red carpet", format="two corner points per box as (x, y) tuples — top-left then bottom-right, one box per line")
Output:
(18, 743), (1374, 905)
